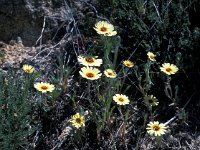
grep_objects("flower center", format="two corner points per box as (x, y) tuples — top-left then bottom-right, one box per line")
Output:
(148, 99), (153, 104)
(153, 125), (160, 131)
(127, 63), (133, 67)
(86, 73), (94, 78)
(108, 72), (113, 76)
(166, 68), (172, 72)
(150, 55), (155, 59)
(26, 69), (31, 72)
(85, 57), (94, 63)
(41, 86), (48, 90)
(118, 98), (124, 102)
(100, 27), (107, 32)
(76, 118), (81, 124)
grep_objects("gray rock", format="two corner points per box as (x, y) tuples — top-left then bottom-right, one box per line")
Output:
(0, 0), (64, 46)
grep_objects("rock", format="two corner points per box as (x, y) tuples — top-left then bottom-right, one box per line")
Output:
(0, 0), (64, 46)
(0, 39), (37, 68)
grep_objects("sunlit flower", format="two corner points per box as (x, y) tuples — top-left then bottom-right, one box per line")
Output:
(79, 66), (102, 80)
(94, 21), (117, 36)
(113, 94), (130, 105)
(146, 121), (167, 136)
(147, 52), (156, 61)
(78, 56), (103, 67)
(123, 60), (135, 68)
(70, 113), (85, 129)
(160, 63), (178, 75)
(104, 69), (117, 78)
(22, 64), (35, 73)
(144, 95), (159, 106)
(34, 82), (55, 93)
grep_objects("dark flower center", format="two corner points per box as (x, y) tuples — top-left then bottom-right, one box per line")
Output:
(118, 98), (124, 102)
(108, 72), (113, 76)
(148, 99), (153, 104)
(166, 68), (172, 72)
(86, 73), (94, 78)
(153, 125), (160, 131)
(76, 118), (81, 123)
(100, 27), (107, 32)
(41, 86), (48, 90)
(85, 57), (94, 63)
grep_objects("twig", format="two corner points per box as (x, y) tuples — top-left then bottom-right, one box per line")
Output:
(152, 1), (162, 22)
(164, 92), (196, 126)
(115, 121), (125, 138)
(33, 0), (83, 60)
(36, 16), (46, 46)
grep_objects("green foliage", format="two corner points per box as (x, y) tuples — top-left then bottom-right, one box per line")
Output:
(0, 70), (35, 150)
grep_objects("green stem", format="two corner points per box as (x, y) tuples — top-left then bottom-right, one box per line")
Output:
(156, 136), (162, 148)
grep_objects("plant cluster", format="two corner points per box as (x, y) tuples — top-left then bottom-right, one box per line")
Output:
(0, 0), (200, 149)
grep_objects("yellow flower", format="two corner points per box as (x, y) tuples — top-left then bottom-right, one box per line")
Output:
(146, 121), (167, 136)
(79, 66), (102, 80)
(104, 69), (117, 78)
(78, 56), (103, 67)
(160, 63), (178, 75)
(123, 60), (135, 68)
(144, 95), (159, 106)
(147, 52), (156, 61)
(34, 82), (55, 93)
(22, 64), (35, 73)
(113, 94), (130, 105)
(94, 21), (117, 36)
(70, 113), (85, 129)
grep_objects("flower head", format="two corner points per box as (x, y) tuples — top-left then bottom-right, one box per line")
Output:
(104, 69), (117, 78)
(123, 60), (135, 68)
(79, 66), (102, 80)
(34, 82), (55, 93)
(146, 121), (167, 136)
(113, 94), (130, 105)
(78, 56), (102, 67)
(147, 52), (156, 61)
(23, 64), (35, 73)
(94, 21), (117, 36)
(144, 95), (159, 106)
(70, 113), (85, 129)
(160, 63), (178, 75)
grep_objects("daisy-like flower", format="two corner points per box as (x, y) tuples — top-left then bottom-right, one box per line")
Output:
(34, 82), (55, 93)
(123, 60), (135, 68)
(104, 69), (117, 78)
(79, 66), (102, 80)
(70, 113), (85, 129)
(146, 121), (168, 136)
(78, 55), (103, 67)
(22, 64), (35, 74)
(94, 21), (117, 36)
(160, 63), (179, 75)
(147, 52), (156, 61)
(113, 94), (130, 105)
(144, 95), (159, 106)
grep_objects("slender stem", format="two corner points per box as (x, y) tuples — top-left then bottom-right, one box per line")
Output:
(156, 136), (162, 149)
